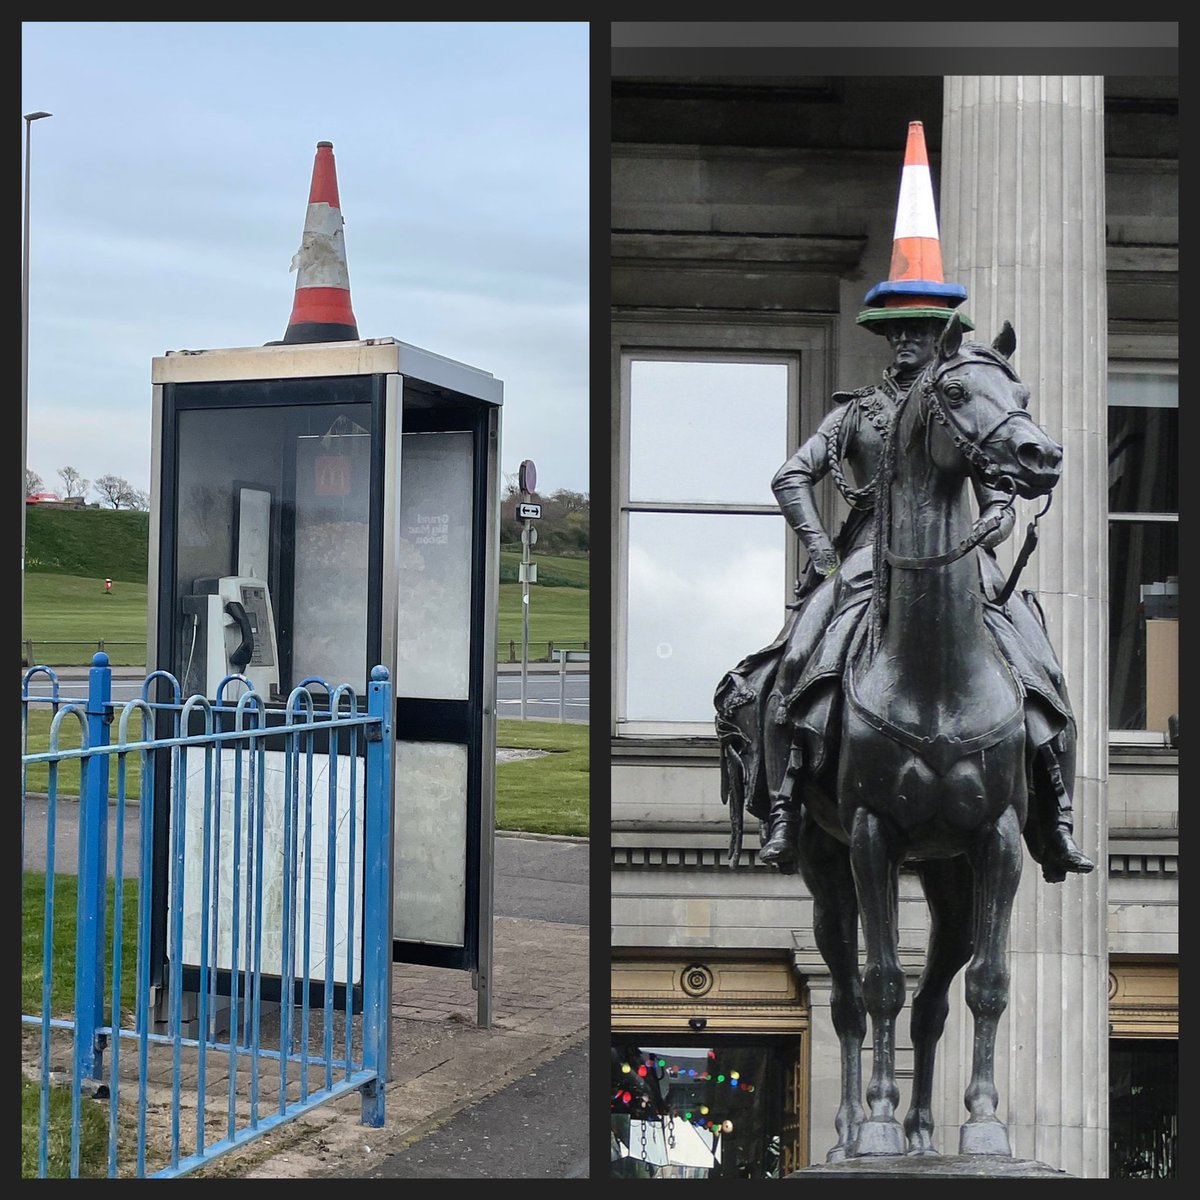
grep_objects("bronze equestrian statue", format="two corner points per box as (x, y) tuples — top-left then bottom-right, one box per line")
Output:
(714, 122), (1091, 1161)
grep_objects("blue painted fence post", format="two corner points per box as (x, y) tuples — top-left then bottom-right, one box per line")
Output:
(75, 651), (112, 1081)
(360, 665), (393, 1127)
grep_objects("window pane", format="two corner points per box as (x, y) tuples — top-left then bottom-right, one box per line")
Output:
(393, 740), (468, 947)
(1108, 405), (1178, 514)
(629, 359), (788, 505)
(1109, 521), (1178, 732)
(626, 512), (785, 723)
(293, 428), (372, 694)
(395, 431), (475, 700)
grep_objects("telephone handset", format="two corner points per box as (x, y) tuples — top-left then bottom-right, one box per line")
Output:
(181, 576), (280, 699)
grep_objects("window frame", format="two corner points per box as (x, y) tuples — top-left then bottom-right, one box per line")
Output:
(1106, 352), (1178, 749)
(611, 311), (832, 738)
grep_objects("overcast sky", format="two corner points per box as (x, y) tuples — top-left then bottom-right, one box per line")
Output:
(21, 21), (589, 500)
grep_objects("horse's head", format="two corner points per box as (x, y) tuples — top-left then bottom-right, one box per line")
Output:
(921, 315), (1063, 499)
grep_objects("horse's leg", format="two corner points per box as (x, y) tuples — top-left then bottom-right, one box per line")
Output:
(960, 804), (1023, 1156)
(846, 805), (906, 1156)
(795, 816), (866, 1162)
(905, 857), (974, 1156)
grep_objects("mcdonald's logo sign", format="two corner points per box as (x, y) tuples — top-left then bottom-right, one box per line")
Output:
(314, 455), (352, 496)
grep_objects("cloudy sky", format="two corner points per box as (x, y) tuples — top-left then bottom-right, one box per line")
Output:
(21, 21), (589, 500)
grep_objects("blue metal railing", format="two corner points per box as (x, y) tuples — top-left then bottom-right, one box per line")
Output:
(20, 654), (394, 1179)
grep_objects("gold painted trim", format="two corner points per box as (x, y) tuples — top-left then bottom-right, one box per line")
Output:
(1109, 960), (1178, 1039)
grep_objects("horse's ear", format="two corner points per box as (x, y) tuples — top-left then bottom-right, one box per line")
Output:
(938, 313), (963, 361)
(992, 321), (1016, 359)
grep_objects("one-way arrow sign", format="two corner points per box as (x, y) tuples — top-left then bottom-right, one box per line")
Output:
(517, 502), (542, 519)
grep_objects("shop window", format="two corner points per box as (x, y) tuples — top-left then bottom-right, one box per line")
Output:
(1107, 367), (1178, 740)
(1109, 1039), (1177, 1178)
(611, 1038), (797, 1179)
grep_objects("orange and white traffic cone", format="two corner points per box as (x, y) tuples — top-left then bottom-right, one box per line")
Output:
(857, 120), (972, 332)
(281, 141), (360, 344)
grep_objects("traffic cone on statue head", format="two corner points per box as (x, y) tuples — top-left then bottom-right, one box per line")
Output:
(857, 120), (973, 332)
(281, 141), (360, 344)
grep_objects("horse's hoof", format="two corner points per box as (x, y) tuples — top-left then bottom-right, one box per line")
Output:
(825, 1146), (849, 1164)
(907, 1145), (940, 1158)
(854, 1119), (905, 1157)
(959, 1118), (1011, 1156)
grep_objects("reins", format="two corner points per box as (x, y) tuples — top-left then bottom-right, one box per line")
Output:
(874, 347), (1051, 619)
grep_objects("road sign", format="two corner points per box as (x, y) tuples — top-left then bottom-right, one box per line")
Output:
(519, 460), (537, 494)
(517, 502), (541, 519)
(521, 525), (538, 546)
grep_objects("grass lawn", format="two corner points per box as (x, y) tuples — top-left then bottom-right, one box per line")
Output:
(496, 582), (589, 660)
(494, 718), (589, 837)
(23, 574), (149, 667)
(21, 1077), (112, 1179)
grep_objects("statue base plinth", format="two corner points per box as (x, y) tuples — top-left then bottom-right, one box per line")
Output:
(788, 1155), (1072, 1179)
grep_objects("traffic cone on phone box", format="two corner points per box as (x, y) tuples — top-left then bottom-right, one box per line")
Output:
(281, 141), (360, 344)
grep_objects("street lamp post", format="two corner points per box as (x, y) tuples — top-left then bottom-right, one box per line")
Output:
(22, 110), (52, 667)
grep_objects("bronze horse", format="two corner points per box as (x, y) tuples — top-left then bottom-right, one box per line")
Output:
(785, 316), (1064, 1161)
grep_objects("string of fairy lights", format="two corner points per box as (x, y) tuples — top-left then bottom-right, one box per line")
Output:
(612, 1048), (757, 1134)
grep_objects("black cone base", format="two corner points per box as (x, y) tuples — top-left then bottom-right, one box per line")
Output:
(281, 321), (360, 345)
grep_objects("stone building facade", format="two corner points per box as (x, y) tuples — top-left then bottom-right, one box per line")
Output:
(609, 72), (1177, 1180)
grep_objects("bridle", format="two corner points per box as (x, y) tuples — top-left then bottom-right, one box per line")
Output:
(881, 347), (1053, 580)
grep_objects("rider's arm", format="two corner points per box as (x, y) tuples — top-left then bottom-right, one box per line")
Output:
(972, 478), (1018, 549)
(771, 405), (845, 577)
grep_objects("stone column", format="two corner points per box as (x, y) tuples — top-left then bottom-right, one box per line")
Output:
(938, 76), (1109, 1178)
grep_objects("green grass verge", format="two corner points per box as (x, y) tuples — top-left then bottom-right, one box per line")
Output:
(496, 582), (589, 659)
(21, 1077), (112, 1179)
(23, 574), (150, 667)
(22, 708), (151, 800)
(499, 549), (589, 587)
(22, 873), (142, 1019)
(495, 718), (588, 837)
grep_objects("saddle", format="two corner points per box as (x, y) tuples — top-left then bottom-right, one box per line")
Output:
(715, 549), (1075, 863)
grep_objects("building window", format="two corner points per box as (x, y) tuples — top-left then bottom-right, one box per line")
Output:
(1109, 1039), (1178, 1178)
(1107, 367), (1178, 739)
(611, 1037), (799, 1179)
(618, 352), (796, 732)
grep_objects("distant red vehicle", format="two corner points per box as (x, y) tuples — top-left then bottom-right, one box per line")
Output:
(26, 492), (60, 504)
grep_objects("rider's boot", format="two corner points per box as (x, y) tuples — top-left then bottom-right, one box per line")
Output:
(759, 745), (803, 871)
(1038, 745), (1094, 883)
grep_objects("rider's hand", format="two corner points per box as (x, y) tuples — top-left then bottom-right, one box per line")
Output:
(978, 502), (1015, 550)
(809, 546), (840, 577)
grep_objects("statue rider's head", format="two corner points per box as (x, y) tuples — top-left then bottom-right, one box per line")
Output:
(882, 317), (945, 376)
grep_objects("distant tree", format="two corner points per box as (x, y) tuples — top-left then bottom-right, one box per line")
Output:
(94, 473), (139, 509)
(125, 487), (150, 512)
(58, 465), (90, 499)
(26, 468), (44, 497)
(548, 488), (588, 515)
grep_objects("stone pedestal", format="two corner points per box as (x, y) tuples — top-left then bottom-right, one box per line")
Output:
(790, 1155), (1072, 1179)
